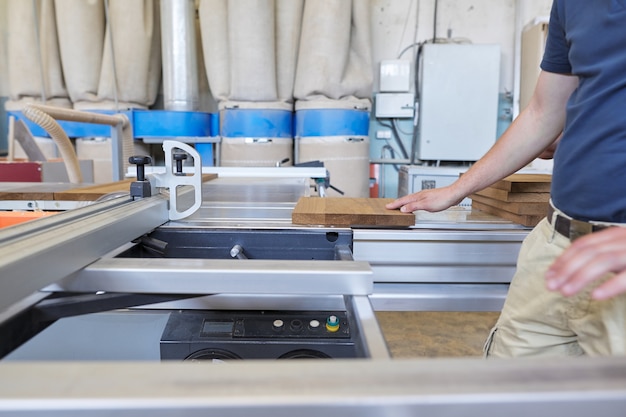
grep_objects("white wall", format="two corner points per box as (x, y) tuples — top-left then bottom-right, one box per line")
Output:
(371, 0), (553, 94)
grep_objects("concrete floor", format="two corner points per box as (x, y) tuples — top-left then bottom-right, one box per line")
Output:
(376, 311), (500, 358)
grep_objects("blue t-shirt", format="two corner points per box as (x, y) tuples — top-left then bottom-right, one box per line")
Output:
(541, 0), (626, 222)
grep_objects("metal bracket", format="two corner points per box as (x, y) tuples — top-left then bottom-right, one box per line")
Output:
(151, 140), (203, 220)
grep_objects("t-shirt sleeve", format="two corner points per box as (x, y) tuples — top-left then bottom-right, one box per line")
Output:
(541, 0), (572, 74)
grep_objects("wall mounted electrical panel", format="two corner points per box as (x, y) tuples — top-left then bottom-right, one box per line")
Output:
(417, 43), (500, 162)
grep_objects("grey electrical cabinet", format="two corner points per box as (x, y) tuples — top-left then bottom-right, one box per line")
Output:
(417, 43), (500, 162)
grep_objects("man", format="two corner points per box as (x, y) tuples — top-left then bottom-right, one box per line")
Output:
(387, 0), (626, 357)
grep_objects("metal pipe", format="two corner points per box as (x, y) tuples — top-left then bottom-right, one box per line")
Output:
(21, 105), (84, 183)
(160, 0), (199, 111)
(21, 104), (132, 181)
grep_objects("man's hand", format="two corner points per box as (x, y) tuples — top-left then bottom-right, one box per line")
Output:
(546, 227), (626, 300)
(385, 186), (464, 213)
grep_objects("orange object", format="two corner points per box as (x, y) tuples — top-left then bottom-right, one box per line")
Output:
(369, 163), (380, 198)
(0, 211), (55, 228)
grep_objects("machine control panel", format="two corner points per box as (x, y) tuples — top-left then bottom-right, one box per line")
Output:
(199, 312), (351, 339)
(160, 310), (362, 360)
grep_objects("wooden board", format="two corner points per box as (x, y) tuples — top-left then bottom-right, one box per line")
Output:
(54, 174), (218, 201)
(470, 194), (549, 216)
(0, 183), (73, 201)
(292, 197), (415, 227)
(471, 200), (543, 227)
(53, 179), (135, 201)
(489, 173), (552, 193)
(473, 187), (550, 203)
(0, 174), (218, 202)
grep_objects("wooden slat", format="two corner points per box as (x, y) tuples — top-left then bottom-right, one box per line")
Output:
(471, 200), (543, 227)
(292, 197), (415, 227)
(470, 194), (549, 216)
(474, 187), (550, 203)
(0, 183), (75, 201)
(53, 180), (135, 201)
(489, 173), (552, 193)
(0, 174), (218, 202)
(53, 174), (218, 201)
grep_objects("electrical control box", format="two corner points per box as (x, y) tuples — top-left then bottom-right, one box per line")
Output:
(379, 60), (411, 92)
(375, 93), (415, 118)
(417, 44), (500, 162)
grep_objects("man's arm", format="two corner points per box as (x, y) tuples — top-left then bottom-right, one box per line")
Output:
(387, 70), (579, 213)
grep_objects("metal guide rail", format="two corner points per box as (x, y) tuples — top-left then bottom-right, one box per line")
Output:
(0, 194), (170, 316)
(1, 357), (626, 416)
(353, 228), (530, 311)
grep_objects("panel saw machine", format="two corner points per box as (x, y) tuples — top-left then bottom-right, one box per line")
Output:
(2, 141), (626, 415)
(0, 140), (387, 361)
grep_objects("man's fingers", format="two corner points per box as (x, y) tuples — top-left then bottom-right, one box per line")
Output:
(546, 227), (626, 298)
(592, 272), (626, 300)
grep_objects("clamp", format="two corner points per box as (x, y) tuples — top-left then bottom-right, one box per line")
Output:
(129, 140), (203, 220)
(295, 160), (344, 197)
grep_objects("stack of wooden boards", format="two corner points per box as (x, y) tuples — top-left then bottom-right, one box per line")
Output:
(292, 197), (415, 228)
(470, 173), (551, 227)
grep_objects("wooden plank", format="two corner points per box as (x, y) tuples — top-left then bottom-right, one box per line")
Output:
(470, 194), (549, 216)
(292, 197), (415, 227)
(0, 183), (76, 201)
(472, 200), (543, 227)
(490, 173), (552, 193)
(53, 180), (135, 201)
(0, 190), (56, 201)
(200, 173), (218, 183)
(474, 187), (550, 203)
(53, 174), (218, 201)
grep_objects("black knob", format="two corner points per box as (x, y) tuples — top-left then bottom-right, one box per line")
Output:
(129, 155), (151, 181)
(173, 152), (187, 175)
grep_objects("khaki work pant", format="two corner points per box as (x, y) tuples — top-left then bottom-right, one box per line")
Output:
(484, 211), (626, 357)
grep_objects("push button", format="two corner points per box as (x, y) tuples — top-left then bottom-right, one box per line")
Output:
(326, 315), (340, 332)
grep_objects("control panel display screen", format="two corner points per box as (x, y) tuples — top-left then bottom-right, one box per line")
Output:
(201, 320), (234, 336)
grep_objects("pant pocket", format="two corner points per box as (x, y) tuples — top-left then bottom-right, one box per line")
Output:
(483, 326), (498, 358)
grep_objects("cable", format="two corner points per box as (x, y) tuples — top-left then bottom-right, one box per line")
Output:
(433, 0), (439, 43)
(378, 119), (410, 160)
(392, 118), (412, 136)
(397, 42), (421, 59)
(390, 120), (410, 159)
(396, 0), (415, 58)
(381, 145), (400, 173)
(410, 43), (425, 165)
